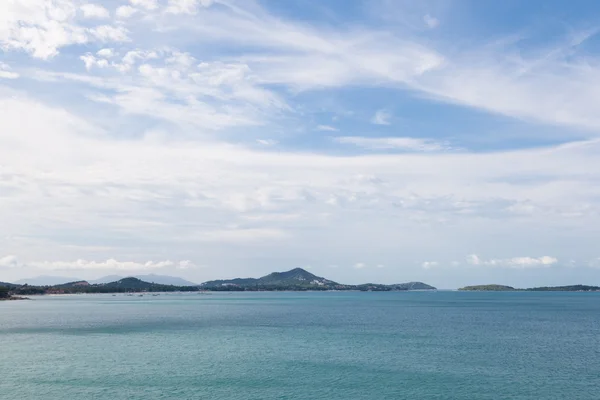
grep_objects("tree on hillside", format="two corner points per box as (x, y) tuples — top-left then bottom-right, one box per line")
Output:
(0, 286), (9, 299)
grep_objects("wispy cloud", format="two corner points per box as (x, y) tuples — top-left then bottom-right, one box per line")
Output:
(0, 62), (19, 79)
(0, 255), (19, 269)
(371, 109), (392, 125)
(466, 255), (558, 268)
(423, 14), (439, 29)
(256, 139), (278, 146)
(334, 136), (448, 151)
(116, 5), (138, 19)
(316, 124), (339, 132)
(0, 0), (129, 59)
(421, 261), (439, 269)
(80, 4), (110, 19)
(0, 255), (194, 271)
(129, 0), (158, 11)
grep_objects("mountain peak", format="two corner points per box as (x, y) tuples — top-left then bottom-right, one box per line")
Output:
(262, 267), (321, 281)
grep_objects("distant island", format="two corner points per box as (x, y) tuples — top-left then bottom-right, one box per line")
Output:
(200, 268), (436, 292)
(459, 284), (516, 291)
(13, 274), (199, 287)
(459, 284), (600, 292)
(0, 268), (436, 297)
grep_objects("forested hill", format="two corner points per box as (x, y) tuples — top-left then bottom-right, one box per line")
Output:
(459, 284), (600, 292)
(526, 285), (600, 292)
(459, 285), (515, 291)
(201, 268), (344, 290)
(2, 268), (438, 294)
(200, 268), (436, 291)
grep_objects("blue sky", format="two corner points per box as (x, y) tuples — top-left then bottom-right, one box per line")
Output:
(1, 0), (600, 288)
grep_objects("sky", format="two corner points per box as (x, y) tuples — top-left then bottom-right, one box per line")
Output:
(2, 0), (600, 288)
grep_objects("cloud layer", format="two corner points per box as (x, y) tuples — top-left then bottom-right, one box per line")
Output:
(0, 255), (194, 271)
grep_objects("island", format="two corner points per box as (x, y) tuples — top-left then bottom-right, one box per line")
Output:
(200, 268), (436, 292)
(459, 284), (600, 292)
(459, 284), (516, 291)
(0, 268), (437, 296)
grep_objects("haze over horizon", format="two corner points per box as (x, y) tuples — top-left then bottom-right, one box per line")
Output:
(2, 0), (600, 289)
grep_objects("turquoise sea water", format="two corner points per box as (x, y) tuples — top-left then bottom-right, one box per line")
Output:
(1, 291), (599, 399)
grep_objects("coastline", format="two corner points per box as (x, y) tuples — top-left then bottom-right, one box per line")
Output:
(0, 296), (29, 301)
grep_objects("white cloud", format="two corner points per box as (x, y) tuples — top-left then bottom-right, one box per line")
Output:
(371, 109), (391, 125)
(80, 53), (109, 70)
(256, 139), (278, 146)
(96, 48), (115, 58)
(189, 8), (444, 91)
(466, 254), (481, 265)
(0, 0), (88, 59)
(89, 25), (130, 42)
(165, 51), (195, 68)
(166, 0), (213, 15)
(0, 255), (20, 269)
(1, 92), (600, 285)
(412, 30), (600, 131)
(1, 256), (195, 271)
(467, 255), (558, 268)
(49, 51), (285, 129)
(334, 136), (447, 151)
(316, 124), (338, 132)
(80, 4), (110, 19)
(352, 263), (384, 269)
(121, 49), (160, 67)
(423, 14), (439, 29)
(0, 62), (19, 79)
(129, 0), (158, 11)
(170, 2), (600, 132)
(193, 229), (288, 242)
(588, 258), (600, 268)
(0, 71), (19, 79)
(115, 5), (138, 19)
(421, 261), (438, 269)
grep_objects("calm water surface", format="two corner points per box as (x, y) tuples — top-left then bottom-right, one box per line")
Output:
(1, 291), (599, 399)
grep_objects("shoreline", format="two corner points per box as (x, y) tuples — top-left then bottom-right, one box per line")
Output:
(0, 296), (29, 301)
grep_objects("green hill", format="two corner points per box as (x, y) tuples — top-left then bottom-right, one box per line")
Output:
(391, 282), (436, 290)
(201, 268), (341, 291)
(201, 268), (436, 291)
(459, 284), (515, 291)
(40, 277), (199, 294)
(53, 280), (91, 289)
(94, 277), (198, 292)
(4, 269), (437, 294)
(527, 285), (600, 292)
(459, 284), (600, 292)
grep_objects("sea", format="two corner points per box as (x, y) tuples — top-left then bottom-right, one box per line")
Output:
(1, 291), (599, 399)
